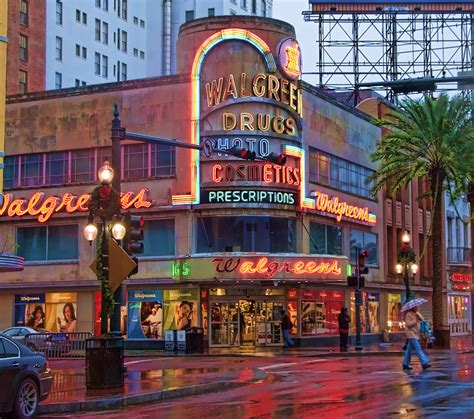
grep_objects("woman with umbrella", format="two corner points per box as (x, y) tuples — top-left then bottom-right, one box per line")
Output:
(402, 298), (431, 370)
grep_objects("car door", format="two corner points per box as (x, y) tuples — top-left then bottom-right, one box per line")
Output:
(0, 338), (21, 410)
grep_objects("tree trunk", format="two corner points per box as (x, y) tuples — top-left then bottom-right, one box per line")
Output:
(430, 174), (450, 348)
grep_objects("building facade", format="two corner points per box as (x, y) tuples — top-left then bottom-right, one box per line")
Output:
(0, 16), (424, 348)
(7, 0), (272, 94)
(445, 192), (472, 336)
(6, 0), (46, 95)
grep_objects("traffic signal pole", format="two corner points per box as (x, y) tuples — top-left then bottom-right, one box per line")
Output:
(108, 105), (201, 335)
(110, 105), (124, 335)
(355, 247), (363, 351)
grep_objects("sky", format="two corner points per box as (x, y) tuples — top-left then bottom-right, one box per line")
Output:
(272, 0), (319, 85)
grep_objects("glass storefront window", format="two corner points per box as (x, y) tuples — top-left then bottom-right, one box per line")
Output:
(350, 229), (378, 266)
(142, 219), (175, 256)
(301, 290), (344, 336)
(196, 216), (297, 253)
(17, 225), (78, 261)
(350, 292), (380, 334)
(309, 222), (343, 255)
(387, 293), (402, 332)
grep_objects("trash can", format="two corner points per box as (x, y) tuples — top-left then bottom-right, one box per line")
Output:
(186, 327), (204, 353)
(176, 330), (186, 352)
(86, 336), (124, 389)
(164, 330), (176, 352)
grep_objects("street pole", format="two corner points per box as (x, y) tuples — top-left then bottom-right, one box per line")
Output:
(403, 263), (412, 302)
(110, 104), (123, 335)
(99, 219), (108, 335)
(355, 247), (363, 351)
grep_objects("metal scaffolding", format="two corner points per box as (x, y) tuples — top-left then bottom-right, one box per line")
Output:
(303, 2), (474, 103)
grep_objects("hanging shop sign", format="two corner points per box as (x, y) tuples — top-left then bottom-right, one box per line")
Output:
(171, 255), (347, 281)
(201, 189), (298, 205)
(311, 191), (377, 225)
(451, 273), (471, 291)
(0, 188), (152, 223)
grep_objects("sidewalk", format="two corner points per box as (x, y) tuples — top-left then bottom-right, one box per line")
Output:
(39, 340), (474, 415)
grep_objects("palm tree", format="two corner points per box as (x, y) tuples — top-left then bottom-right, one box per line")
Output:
(369, 94), (474, 348)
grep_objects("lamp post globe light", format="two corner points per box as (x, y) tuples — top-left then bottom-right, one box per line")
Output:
(397, 230), (418, 302)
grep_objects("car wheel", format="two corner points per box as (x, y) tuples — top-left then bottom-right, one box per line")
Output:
(13, 378), (39, 419)
(26, 343), (37, 351)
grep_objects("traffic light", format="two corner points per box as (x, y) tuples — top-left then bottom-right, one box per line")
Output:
(347, 276), (358, 287)
(358, 250), (369, 275)
(229, 147), (256, 160)
(124, 214), (144, 254)
(265, 153), (287, 166)
(347, 275), (365, 288)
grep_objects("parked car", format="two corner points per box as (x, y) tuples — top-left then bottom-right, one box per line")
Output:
(2, 327), (71, 356)
(0, 333), (53, 418)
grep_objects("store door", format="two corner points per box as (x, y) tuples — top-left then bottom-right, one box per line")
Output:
(255, 301), (283, 347)
(210, 302), (241, 347)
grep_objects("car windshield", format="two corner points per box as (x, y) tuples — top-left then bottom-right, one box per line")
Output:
(2, 328), (18, 336)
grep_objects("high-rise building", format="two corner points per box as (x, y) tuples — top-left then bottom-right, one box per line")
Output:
(6, 0), (46, 95)
(6, 0), (272, 93)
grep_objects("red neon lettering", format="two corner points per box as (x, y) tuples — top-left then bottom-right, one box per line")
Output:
(313, 191), (375, 224)
(237, 257), (342, 279)
(0, 189), (152, 223)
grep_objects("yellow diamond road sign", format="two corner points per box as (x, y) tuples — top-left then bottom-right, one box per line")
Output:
(89, 239), (137, 292)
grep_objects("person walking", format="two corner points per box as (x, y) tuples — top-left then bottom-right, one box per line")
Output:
(402, 306), (431, 370)
(338, 307), (351, 352)
(281, 310), (295, 348)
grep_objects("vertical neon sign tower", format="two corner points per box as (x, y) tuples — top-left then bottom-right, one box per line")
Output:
(0, 1), (7, 197)
(172, 29), (277, 205)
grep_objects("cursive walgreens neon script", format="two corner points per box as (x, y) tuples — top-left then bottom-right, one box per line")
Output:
(212, 257), (341, 279)
(0, 188), (152, 223)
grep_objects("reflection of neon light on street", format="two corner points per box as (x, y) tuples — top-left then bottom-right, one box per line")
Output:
(172, 29), (276, 206)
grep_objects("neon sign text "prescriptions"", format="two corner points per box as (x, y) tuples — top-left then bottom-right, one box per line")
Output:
(313, 191), (376, 224)
(0, 189), (152, 223)
(212, 257), (342, 279)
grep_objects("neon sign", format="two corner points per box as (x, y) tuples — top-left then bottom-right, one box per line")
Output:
(172, 28), (277, 206)
(212, 163), (300, 186)
(451, 273), (471, 291)
(277, 38), (302, 80)
(212, 256), (342, 279)
(202, 190), (297, 205)
(0, 188), (152, 223)
(312, 191), (377, 225)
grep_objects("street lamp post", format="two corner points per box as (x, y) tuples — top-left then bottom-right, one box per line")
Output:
(396, 230), (418, 302)
(83, 161), (125, 389)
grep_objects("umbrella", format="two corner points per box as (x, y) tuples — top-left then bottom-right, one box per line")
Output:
(401, 298), (428, 312)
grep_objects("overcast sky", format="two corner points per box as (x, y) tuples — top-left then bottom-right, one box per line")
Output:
(272, 0), (318, 85)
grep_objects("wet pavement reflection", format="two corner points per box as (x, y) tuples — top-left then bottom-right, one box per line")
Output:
(42, 352), (474, 418)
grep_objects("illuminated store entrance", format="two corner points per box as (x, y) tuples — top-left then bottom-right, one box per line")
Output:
(209, 289), (284, 347)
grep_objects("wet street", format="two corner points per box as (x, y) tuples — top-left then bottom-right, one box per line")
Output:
(42, 352), (474, 418)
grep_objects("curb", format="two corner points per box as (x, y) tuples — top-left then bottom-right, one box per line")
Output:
(125, 350), (405, 358)
(38, 380), (249, 415)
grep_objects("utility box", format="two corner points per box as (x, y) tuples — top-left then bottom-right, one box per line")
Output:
(164, 330), (176, 352)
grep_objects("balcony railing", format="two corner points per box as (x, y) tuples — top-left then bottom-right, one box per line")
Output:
(447, 247), (471, 265)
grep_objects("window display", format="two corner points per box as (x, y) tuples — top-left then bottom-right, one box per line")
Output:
(301, 290), (344, 335)
(127, 290), (164, 339)
(387, 293), (403, 332)
(15, 293), (78, 333)
(350, 292), (380, 334)
(163, 289), (198, 331)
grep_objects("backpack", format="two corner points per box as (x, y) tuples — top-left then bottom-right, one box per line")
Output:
(420, 320), (433, 339)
